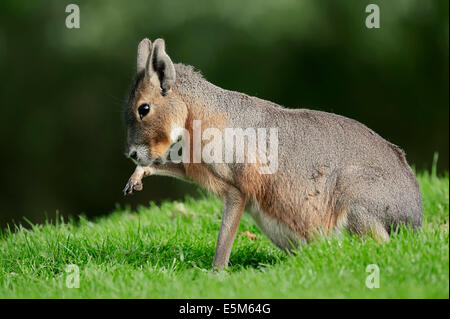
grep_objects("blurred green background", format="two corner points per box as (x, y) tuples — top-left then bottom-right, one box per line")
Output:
(0, 0), (448, 228)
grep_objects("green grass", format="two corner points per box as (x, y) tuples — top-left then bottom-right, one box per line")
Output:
(0, 171), (448, 298)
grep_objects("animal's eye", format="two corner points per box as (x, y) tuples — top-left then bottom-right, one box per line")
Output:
(138, 103), (151, 120)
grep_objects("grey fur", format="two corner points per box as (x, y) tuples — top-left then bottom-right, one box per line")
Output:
(172, 64), (422, 231)
(124, 41), (423, 268)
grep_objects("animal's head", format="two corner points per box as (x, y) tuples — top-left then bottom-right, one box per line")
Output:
(124, 38), (188, 166)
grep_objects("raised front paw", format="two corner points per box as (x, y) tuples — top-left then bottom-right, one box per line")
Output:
(123, 177), (143, 196)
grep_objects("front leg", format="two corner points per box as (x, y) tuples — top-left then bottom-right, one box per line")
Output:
(123, 162), (186, 195)
(213, 186), (246, 269)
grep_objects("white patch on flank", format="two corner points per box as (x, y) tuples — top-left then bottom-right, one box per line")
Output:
(246, 202), (302, 250)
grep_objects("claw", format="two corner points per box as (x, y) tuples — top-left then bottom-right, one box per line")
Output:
(123, 166), (148, 196)
(123, 178), (143, 196)
(123, 183), (130, 196)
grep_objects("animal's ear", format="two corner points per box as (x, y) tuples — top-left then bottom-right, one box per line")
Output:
(137, 38), (152, 74)
(145, 38), (176, 95)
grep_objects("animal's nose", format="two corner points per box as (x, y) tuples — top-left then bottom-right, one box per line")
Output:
(129, 151), (137, 160)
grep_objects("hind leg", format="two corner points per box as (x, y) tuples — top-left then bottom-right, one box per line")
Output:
(343, 206), (390, 242)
